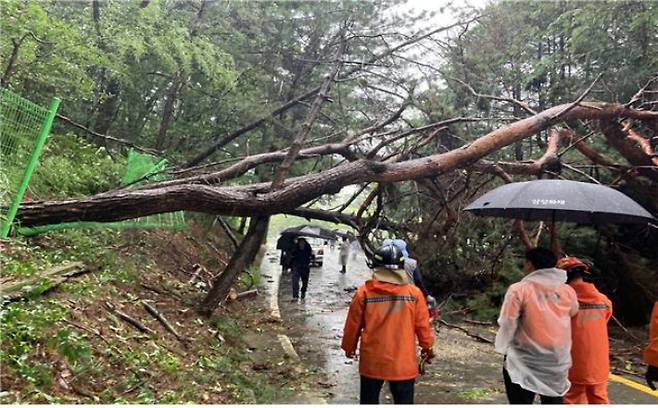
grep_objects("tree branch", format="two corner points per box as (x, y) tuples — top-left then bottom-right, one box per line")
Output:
(56, 113), (162, 155)
(270, 22), (348, 189)
(183, 15), (482, 167)
(622, 120), (658, 166)
(16, 103), (658, 227)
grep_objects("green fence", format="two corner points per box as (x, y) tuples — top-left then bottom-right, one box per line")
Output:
(115, 149), (187, 230)
(1, 87), (185, 237)
(16, 149), (186, 236)
(0, 87), (60, 238)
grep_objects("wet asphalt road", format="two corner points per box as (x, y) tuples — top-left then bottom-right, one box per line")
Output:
(261, 244), (658, 404)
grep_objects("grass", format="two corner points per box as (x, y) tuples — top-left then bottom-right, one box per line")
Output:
(457, 387), (492, 401)
(239, 264), (262, 289)
(0, 133), (302, 404)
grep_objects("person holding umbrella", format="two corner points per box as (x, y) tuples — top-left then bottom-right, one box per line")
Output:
(558, 257), (612, 404)
(276, 234), (296, 274)
(495, 247), (578, 404)
(289, 238), (314, 302)
(464, 178), (656, 403)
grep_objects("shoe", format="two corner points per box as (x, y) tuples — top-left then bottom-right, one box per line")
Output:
(300, 295), (306, 302)
(291, 298), (298, 302)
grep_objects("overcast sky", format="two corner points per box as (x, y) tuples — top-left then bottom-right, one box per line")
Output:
(400, 0), (492, 27)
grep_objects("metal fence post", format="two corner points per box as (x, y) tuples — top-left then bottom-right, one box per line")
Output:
(0, 97), (60, 238)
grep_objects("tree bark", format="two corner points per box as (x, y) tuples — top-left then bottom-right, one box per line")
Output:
(600, 120), (658, 181)
(1, 37), (24, 87)
(197, 215), (269, 316)
(15, 103), (658, 227)
(622, 120), (658, 166)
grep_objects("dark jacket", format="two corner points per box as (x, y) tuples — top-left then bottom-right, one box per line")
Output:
(290, 244), (313, 269)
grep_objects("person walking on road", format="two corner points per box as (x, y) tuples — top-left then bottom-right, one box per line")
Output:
(558, 257), (612, 404)
(289, 238), (313, 302)
(351, 239), (359, 260)
(645, 302), (658, 390)
(495, 247), (578, 404)
(341, 243), (434, 404)
(339, 237), (350, 274)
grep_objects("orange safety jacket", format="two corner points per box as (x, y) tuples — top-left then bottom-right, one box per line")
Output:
(568, 280), (612, 385)
(644, 302), (658, 367)
(341, 278), (433, 381)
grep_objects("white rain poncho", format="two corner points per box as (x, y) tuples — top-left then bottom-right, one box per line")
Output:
(495, 267), (578, 397)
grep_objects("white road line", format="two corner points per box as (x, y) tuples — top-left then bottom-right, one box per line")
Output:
(270, 268), (281, 320)
(277, 334), (300, 361)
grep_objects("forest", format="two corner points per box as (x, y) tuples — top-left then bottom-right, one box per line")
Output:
(1, 0), (657, 404)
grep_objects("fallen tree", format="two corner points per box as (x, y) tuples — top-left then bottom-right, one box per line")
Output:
(13, 76), (658, 316)
(0, 262), (89, 301)
(16, 103), (658, 227)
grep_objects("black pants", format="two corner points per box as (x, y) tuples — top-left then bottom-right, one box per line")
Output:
(503, 368), (563, 404)
(360, 376), (414, 404)
(291, 265), (310, 299)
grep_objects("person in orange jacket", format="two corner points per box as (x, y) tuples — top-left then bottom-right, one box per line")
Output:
(558, 257), (613, 404)
(341, 243), (434, 404)
(645, 302), (658, 390)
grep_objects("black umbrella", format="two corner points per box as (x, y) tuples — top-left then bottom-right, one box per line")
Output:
(464, 180), (656, 225)
(276, 234), (296, 251)
(279, 225), (339, 240)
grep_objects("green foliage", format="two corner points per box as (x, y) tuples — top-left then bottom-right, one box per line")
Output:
(0, 0), (103, 103)
(443, 0), (658, 113)
(0, 300), (68, 383)
(46, 328), (91, 365)
(158, 354), (181, 374)
(457, 387), (492, 401)
(209, 315), (242, 339)
(239, 265), (261, 289)
(29, 133), (124, 199)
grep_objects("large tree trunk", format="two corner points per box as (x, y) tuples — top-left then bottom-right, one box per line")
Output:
(16, 103), (658, 227)
(197, 215), (269, 316)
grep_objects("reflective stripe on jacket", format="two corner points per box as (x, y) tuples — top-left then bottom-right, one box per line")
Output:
(644, 302), (658, 367)
(568, 281), (612, 385)
(341, 278), (433, 381)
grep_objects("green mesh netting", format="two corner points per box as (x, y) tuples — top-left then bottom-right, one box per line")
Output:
(0, 87), (58, 237)
(117, 149), (186, 229)
(17, 150), (186, 236)
(0, 86), (185, 236)
(122, 149), (167, 186)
